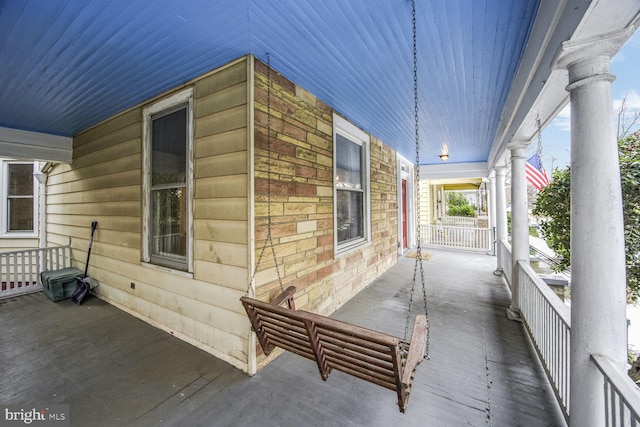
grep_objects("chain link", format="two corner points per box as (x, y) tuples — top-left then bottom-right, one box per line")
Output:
(536, 114), (543, 157)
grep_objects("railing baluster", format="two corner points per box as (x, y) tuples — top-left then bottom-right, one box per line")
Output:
(612, 384), (618, 426)
(605, 380), (612, 427)
(10, 253), (15, 293)
(552, 313), (561, 384)
(1, 253), (5, 292)
(20, 251), (26, 288)
(563, 324), (568, 409)
(27, 251), (32, 286)
(14, 253), (19, 289)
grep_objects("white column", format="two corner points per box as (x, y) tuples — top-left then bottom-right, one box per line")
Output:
(34, 168), (47, 250)
(556, 29), (632, 427)
(494, 166), (508, 272)
(507, 143), (529, 319)
(488, 173), (497, 256)
(432, 184), (437, 221)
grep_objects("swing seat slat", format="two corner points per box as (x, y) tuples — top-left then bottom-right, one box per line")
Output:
(240, 287), (428, 412)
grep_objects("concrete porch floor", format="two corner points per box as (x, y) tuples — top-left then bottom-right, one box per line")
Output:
(0, 249), (565, 426)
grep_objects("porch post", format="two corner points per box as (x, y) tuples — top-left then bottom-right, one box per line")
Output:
(494, 166), (508, 273)
(507, 143), (528, 319)
(556, 29), (632, 427)
(488, 172), (497, 256)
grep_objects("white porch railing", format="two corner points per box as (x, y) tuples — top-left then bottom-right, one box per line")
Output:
(421, 224), (490, 252)
(592, 354), (640, 427)
(0, 244), (72, 299)
(498, 239), (512, 289)
(519, 261), (571, 420)
(438, 216), (479, 227)
(499, 242), (640, 426)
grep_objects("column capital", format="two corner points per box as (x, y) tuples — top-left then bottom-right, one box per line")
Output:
(494, 165), (507, 177)
(507, 141), (528, 158)
(555, 26), (635, 72)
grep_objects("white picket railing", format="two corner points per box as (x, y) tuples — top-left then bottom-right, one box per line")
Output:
(498, 239), (512, 289)
(592, 354), (640, 427)
(519, 260), (571, 420)
(421, 224), (490, 252)
(499, 241), (640, 426)
(0, 244), (72, 299)
(438, 216), (479, 227)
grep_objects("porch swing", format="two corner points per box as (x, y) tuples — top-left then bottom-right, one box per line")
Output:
(240, 1), (429, 413)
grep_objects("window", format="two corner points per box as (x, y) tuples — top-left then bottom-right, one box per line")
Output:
(333, 115), (370, 254)
(2, 162), (36, 236)
(142, 89), (193, 271)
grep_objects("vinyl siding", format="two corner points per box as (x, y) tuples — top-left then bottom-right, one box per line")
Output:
(0, 237), (39, 251)
(46, 58), (252, 371)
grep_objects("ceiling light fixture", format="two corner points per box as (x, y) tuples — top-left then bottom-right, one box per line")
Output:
(439, 153), (449, 161)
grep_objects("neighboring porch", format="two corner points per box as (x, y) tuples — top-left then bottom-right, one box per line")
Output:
(418, 179), (493, 254)
(0, 249), (564, 426)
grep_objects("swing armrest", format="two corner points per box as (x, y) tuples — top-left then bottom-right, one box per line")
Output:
(271, 286), (297, 309)
(401, 315), (428, 387)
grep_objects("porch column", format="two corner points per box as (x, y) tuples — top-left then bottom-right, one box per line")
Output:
(494, 166), (508, 273)
(556, 29), (632, 427)
(507, 143), (528, 319)
(432, 184), (438, 220)
(488, 172), (497, 256)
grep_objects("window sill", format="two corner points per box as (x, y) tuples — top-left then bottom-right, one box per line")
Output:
(335, 239), (371, 258)
(141, 262), (194, 279)
(0, 233), (38, 239)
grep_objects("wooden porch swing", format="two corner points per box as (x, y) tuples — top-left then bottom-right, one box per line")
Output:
(241, 1), (429, 413)
(241, 287), (427, 412)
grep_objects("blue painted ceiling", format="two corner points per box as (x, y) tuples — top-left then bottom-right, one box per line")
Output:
(0, 0), (539, 164)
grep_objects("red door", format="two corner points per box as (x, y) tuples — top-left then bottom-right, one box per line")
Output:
(402, 179), (408, 249)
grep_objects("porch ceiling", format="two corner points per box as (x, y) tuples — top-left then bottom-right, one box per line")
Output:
(0, 1), (638, 170)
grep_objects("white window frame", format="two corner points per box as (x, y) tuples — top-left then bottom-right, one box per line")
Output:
(141, 88), (194, 273)
(1, 161), (38, 238)
(333, 114), (371, 255)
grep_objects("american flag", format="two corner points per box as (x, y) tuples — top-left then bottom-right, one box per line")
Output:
(526, 154), (549, 191)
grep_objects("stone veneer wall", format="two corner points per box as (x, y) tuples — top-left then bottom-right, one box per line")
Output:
(252, 59), (399, 324)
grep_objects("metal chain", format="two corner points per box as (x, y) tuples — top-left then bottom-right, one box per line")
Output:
(266, 54), (285, 293)
(247, 53), (285, 296)
(403, 0), (430, 360)
(536, 115), (543, 157)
